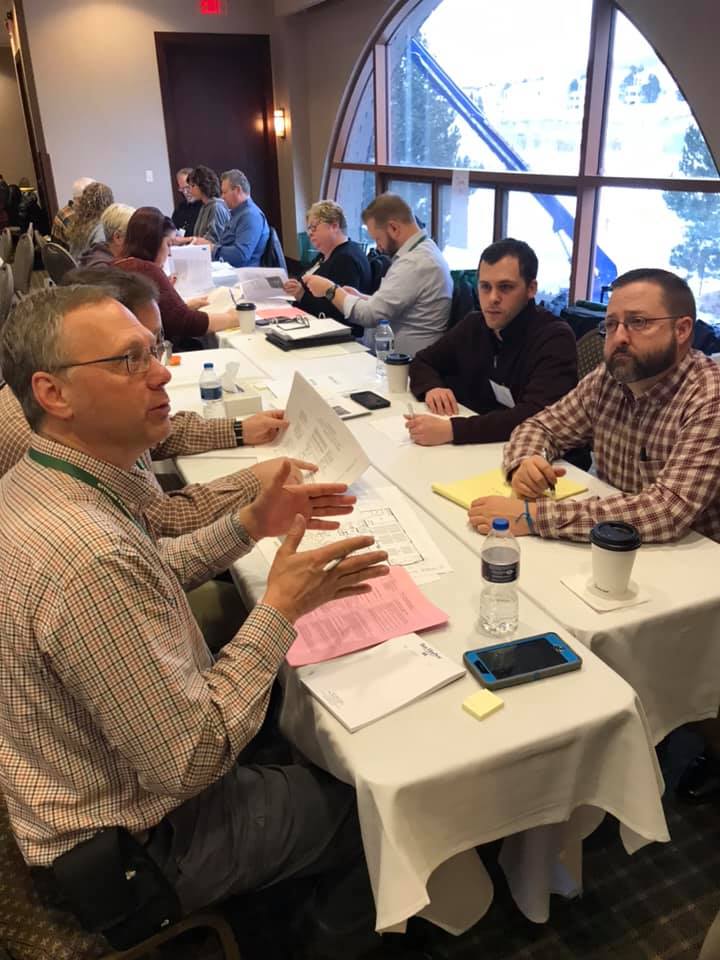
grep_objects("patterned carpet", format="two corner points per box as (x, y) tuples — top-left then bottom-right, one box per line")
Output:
(397, 731), (720, 960)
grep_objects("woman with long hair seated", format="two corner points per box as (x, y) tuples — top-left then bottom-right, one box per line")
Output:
(187, 165), (230, 244)
(113, 206), (237, 346)
(67, 181), (114, 260)
(283, 200), (372, 336)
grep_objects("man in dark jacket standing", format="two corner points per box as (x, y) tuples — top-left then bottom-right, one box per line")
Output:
(407, 238), (578, 445)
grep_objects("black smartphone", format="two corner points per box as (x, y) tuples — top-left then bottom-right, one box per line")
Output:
(349, 391), (391, 410)
(463, 632), (582, 690)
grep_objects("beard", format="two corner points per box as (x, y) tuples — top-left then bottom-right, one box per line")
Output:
(606, 338), (677, 383)
(379, 236), (399, 257)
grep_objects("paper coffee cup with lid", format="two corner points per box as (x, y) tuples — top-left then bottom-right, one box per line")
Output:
(235, 300), (256, 333)
(385, 352), (411, 393)
(589, 521), (641, 597)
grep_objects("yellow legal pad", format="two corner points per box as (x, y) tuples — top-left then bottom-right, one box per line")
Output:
(431, 467), (588, 510)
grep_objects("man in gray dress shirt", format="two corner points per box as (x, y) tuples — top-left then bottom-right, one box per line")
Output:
(304, 193), (452, 356)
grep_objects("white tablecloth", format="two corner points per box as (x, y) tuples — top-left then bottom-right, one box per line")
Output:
(176, 455), (669, 934)
(350, 414), (720, 744)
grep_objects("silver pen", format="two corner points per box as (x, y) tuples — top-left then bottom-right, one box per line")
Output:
(406, 402), (415, 418)
(542, 446), (557, 498)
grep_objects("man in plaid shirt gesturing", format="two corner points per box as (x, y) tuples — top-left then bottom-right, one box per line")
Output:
(468, 268), (720, 545)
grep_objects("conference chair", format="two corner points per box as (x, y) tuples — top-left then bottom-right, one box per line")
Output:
(0, 228), (12, 264)
(42, 241), (78, 285)
(0, 797), (243, 960)
(0, 264), (13, 328)
(577, 328), (605, 380)
(11, 232), (33, 297)
(447, 276), (478, 330)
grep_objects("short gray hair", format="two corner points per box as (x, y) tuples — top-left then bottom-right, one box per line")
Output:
(307, 200), (347, 232)
(221, 169), (251, 194)
(101, 203), (135, 242)
(0, 286), (113, 430)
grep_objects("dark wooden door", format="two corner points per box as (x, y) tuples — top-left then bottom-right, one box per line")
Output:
(155, 32), (281, 237)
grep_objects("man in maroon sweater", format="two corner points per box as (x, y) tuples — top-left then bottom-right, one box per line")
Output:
(407, 239), (578, 445)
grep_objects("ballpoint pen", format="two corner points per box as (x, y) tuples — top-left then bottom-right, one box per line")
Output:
(542, 446), (557, 498)
(229, 288), (238, 307)
(407, 403), (415, 418)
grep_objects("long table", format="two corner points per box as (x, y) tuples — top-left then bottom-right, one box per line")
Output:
(175, 454), (668, 934)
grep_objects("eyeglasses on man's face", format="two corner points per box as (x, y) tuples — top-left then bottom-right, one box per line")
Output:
(598, 315), (684, 336)
(53, 341), (166, 377)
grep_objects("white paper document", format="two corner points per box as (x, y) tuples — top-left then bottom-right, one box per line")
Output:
(370, 414), (452, 447)
(236, 268), (289, 302)
(257, 473), (451, 586)
(259, 372), (370, 485)
(298, 633), (465, 732)
(171, 244), (213, 296)
(247, 372), (372, 420)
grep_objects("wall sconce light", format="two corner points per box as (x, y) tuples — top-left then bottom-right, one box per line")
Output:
(273, 108), (287, 139)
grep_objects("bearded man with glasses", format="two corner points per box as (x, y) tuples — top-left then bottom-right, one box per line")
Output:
(463, 267), (720, 545)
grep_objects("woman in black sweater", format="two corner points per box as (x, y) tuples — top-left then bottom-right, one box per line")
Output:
(283, 200), (372, 337)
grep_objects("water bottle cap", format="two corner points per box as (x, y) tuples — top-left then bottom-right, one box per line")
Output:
(492, 518), (510, 531)
(203, 362), (214, 369)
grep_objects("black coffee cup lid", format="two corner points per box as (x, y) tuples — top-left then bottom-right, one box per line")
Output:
(236, 301), (256, 310)
(385, 352), (411, 365)
(590, 521), (641, 552)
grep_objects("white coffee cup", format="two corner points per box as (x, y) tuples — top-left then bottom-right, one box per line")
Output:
(385, 352), (411, 393)
(236, 301), (256, 333)
(589, 522), (641, 596)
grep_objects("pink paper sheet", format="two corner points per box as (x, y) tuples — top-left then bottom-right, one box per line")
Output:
(256, 306), (307, 319)
(286, 566), (448, 667)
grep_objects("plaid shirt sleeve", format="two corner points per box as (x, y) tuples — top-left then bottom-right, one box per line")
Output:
(145, 468), (261, 538)
(152, 411), (235, 459)
(534, 383), (720, 543)
(502, 370), (600, 476)
(44, 547), (295, 799)
(0, 387), (32, 477)
(158, 510), (257, 590)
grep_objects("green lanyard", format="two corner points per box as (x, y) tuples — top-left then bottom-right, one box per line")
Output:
(28, 448), (148, 537)
(406, 233), (427, 254)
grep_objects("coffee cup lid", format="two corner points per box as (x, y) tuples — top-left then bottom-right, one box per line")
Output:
(385, 352), (411, 365)
(589, 521), (641, 552)
(236, 301), (256, 310)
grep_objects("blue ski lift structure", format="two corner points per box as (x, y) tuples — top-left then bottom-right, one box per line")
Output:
(409, 37), (616, 298)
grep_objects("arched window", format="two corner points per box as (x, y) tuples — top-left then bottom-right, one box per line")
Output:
(326, 0), (720, 321)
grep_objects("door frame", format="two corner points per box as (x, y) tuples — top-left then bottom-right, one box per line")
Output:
(155, 31), (282, 238)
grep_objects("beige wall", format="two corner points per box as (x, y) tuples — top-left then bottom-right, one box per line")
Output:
(21, 0), (277, 212)
(0, 46), (35, 185)
(17, 0), (720, 253)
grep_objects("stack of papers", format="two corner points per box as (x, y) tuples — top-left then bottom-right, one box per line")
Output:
(298, 633), (464, 732)
(287, 565), (448, 666)
(432, 467), (588, 509)
(258, 477), (451, 586)
(236, 267), (289, 302)
(261, 372), (370, 485)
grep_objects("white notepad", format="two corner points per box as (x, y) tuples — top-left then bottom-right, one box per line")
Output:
(298, 633), (464, 732)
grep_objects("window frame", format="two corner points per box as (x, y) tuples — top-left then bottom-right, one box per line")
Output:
(324, 0), (720, 303)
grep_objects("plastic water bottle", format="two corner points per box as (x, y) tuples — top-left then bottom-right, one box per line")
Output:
(479, 518), (520, 636)
(375, 320), (394, 379)
(199, 362), (225, 419)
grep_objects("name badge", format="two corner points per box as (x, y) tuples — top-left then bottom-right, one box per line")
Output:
(490, 380), (515, 408)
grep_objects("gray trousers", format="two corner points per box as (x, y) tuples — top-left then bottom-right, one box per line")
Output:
(145, 761), (379, 959)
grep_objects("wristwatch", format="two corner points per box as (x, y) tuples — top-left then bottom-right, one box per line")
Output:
(325, 283), (338, 301)
(233, 419), (244, 447)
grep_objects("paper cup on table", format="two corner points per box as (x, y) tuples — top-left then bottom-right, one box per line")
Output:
(235, 301), (256, 333)
(385, 352), (411, 393)
(589, 522), (641, 596)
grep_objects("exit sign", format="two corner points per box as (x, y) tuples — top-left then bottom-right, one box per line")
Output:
(198, 0), (226, 13)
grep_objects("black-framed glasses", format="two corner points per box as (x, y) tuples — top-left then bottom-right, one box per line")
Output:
(53, 342), (165, 376)
(599, 315), (684, 335)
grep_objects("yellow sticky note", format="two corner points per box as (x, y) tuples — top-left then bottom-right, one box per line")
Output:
(462, 689), (504, 721)
(432, 468), (587, 510)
